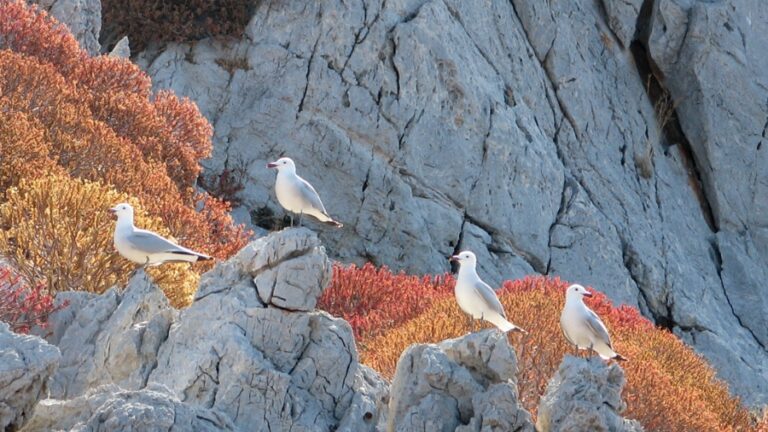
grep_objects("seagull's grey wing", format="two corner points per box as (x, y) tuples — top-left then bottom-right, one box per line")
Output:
(127, 230), (192, 255)
(295, 176), (329, 214)
(473, 279), (507, 318)
(585, 310), (613, 348)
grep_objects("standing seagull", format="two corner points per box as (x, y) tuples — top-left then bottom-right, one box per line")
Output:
(560, 284), (626, 361)
(110, 203), (212, 266)
(267, 157), (343, 227)
(450, 251), (525, 333)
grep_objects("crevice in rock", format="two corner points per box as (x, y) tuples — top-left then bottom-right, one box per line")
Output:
(621, 239), (673, 330)
(546, 175), (576, 274)
(297, 36), (320, 118)
(710, 238), (767, 351)
(629, 7), (717, 232)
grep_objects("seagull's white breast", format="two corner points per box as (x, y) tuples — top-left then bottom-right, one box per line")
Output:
(454, 277), (490, 319)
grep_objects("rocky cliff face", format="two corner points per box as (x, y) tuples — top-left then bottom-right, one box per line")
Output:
(22, 229), (390, 431)
(11, 229), (641, 432)
(131, 0), (768, 405)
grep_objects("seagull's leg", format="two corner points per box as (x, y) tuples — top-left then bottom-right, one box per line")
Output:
(298, 211), (304, 227)
(289, 214), (294, 228)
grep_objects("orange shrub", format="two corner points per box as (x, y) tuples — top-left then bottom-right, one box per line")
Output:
(324, 267), (761, 431)
(318, 263), (454, 342)
(0, 175), (199, 307)
(0, 0), (250, 265)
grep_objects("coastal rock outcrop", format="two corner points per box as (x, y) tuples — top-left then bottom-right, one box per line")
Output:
(0, 322), (60, 431)
(24, 228), (389, 431)
(136, 0), (768, 405)
(536, 356), (643, 432)
(387, 329), (534, 432)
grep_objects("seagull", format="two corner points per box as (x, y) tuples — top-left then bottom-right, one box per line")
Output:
(560, 284), (626, 361)
(449, 251), (525, 333)
(266, 157), (342, 228)
(109, 203), (212, 267)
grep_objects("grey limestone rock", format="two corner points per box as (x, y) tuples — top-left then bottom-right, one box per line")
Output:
(536, 356), (643, 432)
(47, 271), (176, 399)
(0, 322), (61, 431)
(23, 384), (235, 432)
(136, 0), (768, 404)
(26, 228), (388, 431)
(28, 0), (101, 55)
(387, 329), (533, 432)
(109, 36), (130, 58)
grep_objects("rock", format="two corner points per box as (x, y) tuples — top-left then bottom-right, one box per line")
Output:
(47, 271), (177, 399)
(249, 228), (332, 311)
(29, 228), (388, 431)
(0, 322), (60, 431)
(536, 356), (642, 432)
(387, 329), (533, 432)
(109, 36), (130, 58)
(23, 384), (236, 432)
(147, 228), (386, 431)
(136, 0), (768, 404)
(28, 0), (101, 55)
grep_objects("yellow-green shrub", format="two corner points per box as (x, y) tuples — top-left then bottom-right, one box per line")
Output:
(0, 175), (199, 307)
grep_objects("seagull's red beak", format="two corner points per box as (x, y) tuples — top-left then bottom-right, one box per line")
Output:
(108, 208), (117, 219)
(449, 255), (459, 263)
(266, 162), (278, 168)
(583, 290), (594, 298)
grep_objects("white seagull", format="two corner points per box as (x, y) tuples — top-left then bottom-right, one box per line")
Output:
(560, 284), (626, 361)
(450, 251), (525, 333)
(110, 203), (212, 266)
(267, 157), (342, 228)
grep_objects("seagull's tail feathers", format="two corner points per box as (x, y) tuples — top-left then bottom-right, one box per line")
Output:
(595, 344), (626, 361)
(308, 209), (343, 228)
(167, 249), (212, 263)
(488, 314), (527, 334)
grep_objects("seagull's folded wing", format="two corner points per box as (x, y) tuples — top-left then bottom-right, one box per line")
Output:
(127, 230), (197, 256)
(585, 310), (614, 348)
(472, 279), (507, 318)
(296, 177), (329, 215)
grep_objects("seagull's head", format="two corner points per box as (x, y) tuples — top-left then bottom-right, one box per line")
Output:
(266, 157), (295, 173)
(449, 250), (477, 267)
(566, 284), (593, 300)
(109, 203), (134, 220)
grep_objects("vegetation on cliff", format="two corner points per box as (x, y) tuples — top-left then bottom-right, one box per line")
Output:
(0, 0), (249, 306)
(320, 264), (767, 431)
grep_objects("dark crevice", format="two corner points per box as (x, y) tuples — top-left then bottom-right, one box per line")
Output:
(621, 239), (673, 330)
(630, 39), (717, 231)
(710, 239), (767, 351)
(545, 175), (578, 274)
(297, 36), (320, 118)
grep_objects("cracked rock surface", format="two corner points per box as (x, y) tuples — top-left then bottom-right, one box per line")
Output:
(0, 323), (60, 431)
(24, 228), (389, 431)
(29, 0), (101, 55)
(136, 0), (768, 405)
(387, 329), (534, 432)
(536, 356), (643, 432)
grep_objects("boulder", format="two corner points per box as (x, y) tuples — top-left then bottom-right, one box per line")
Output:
(23, 384), (235, 432)
(47, 272), (176, 399)
(387, 329), (533, 432)
(0, 322), (60, 431)
(32, 228), (387, 432)
(536, 356), (643, 432)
